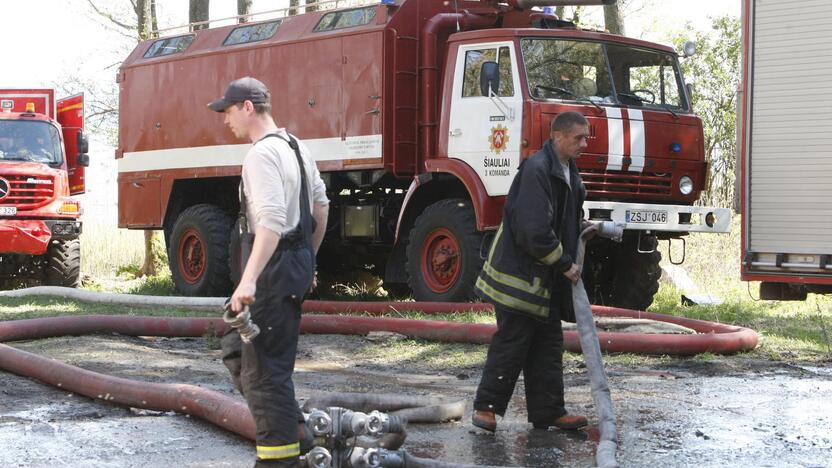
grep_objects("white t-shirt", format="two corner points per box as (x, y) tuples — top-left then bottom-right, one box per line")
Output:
(241, 128), (329, 235)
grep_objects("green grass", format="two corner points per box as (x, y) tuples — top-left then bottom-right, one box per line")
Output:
(357, 339), (488, 370)
(80, 222), (146, 280)
(0, 296), (208, 321)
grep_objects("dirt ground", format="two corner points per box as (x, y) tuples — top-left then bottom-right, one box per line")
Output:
(1, 333), (831, 468)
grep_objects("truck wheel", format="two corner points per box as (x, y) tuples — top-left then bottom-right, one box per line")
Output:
(583, 235), (661, 311)
(168, 204), (233, 297)
(406, 199), (484, 302)
(45, 239), (81, 288)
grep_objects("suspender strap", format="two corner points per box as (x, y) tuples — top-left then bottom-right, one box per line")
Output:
(239, 132), (314, 240)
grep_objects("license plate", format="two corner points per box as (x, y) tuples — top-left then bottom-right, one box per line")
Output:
(0, 206), (16, 216)
(626, 210), (667, 224)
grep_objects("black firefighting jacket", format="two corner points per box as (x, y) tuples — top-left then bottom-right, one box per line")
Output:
(475, 139), (586, 322)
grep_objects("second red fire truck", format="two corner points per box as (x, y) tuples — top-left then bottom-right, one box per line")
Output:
(0, 89), (88, 288)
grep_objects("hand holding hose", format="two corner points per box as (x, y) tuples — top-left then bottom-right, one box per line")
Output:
(230, 280), (256, 314)
(563, 263), (582, 284)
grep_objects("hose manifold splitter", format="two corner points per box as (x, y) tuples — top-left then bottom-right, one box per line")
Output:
(303, 407), (407, 468)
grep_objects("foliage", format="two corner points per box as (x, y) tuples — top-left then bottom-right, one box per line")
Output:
(670, 16), (741, 209)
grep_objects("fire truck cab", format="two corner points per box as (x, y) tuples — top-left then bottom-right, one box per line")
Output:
(0, 89), (89, 288)
(117, 0), (729, 308)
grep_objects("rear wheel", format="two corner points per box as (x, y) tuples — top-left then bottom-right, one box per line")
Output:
(168, 204), (233, 296)
(583, 234), (661, 311)
(406, 199), (484, 302)
(45, 239), (81, 288)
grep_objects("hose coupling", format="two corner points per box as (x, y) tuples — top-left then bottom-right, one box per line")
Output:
(367, 411), (406, 435)
(349, 447), (382, 468)
(304, 446), (333, 468)
(593, 221), (625, 242)
(222, 300), (260, 343)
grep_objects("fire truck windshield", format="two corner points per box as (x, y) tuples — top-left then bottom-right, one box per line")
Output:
(0, 120), (63, 165)
(521, 39), (689, 112)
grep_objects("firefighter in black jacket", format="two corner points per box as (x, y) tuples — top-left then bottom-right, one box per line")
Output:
(472, 111), (590, 432)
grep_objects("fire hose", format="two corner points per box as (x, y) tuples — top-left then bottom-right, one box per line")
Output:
(1, 287), (758, 355)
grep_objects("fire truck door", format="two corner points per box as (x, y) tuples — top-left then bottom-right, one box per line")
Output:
(57, 94), (86, 195)
(447, 43), (522, 197)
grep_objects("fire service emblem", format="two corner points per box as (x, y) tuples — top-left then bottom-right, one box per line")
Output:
(488, 124), (509, 155)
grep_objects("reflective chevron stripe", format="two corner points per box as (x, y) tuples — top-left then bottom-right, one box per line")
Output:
(475, 276), (549, 318)
(482, 261), (550, 300)
(256, 442), (300, 460)
(539, 243), (563, 266)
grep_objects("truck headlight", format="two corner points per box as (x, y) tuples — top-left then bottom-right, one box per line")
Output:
(679, 176), (694, 195)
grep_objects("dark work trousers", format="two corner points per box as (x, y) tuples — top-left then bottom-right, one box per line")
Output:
(222, 133), (316, 467)
(473, 308), (566, 424)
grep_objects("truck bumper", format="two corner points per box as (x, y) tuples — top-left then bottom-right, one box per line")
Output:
(0, 221), (52, 255)
(584, 201), (731, 234)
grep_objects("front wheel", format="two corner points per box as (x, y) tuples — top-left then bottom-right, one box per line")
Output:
(45, 238), (81, 288)
(406, 199), (484, 302)
(168, 204), (233, 297)
(583, 234), (661, 311)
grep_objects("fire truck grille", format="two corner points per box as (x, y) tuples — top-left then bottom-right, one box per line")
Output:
(580, 169), (673, 197)
(0, 174), (55, 209)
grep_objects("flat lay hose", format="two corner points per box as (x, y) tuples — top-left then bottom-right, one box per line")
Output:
(0, 287), (758, 355)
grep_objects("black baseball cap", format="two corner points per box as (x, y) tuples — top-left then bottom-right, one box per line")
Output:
(208, 76), (270, 112)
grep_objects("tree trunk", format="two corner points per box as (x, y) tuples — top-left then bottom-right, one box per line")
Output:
(238, 0), (252, 23)
(139, 231), (158, 277)
(555, 6), (565, 19)
(604, 3), (625, 35)
(572, 6), (584, 24)
(289, 0), (300, 16)
(137, 0), (152, 40)
(306, 0), (317, 13)
(150, 0), (158, 36)
(190, 0), (210, 31)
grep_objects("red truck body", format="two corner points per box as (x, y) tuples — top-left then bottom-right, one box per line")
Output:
(0, 89), (88, 287)
(118, 0), (729, 306)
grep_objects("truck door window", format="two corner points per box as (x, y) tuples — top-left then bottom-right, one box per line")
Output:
(606, 44), (687, 111)
(521, 39), (613, 103)
(462, 46), (514, 98)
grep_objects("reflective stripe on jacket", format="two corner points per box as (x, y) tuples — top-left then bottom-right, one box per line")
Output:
(475, 139), (586, 321)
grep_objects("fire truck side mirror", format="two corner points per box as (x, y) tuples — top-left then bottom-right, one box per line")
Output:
(480, 61), (500, 97)
(682, 41), (697, 58)
(76, 132), (90, 167)
(77, 132), (89, 154)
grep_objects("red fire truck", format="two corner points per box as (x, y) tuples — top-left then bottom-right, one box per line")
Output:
(0, 89), (89, 288)
(117, 0), (729, 308)
(739, 0), (832, 300)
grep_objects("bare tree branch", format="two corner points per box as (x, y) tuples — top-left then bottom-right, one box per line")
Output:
(86, 0), (134, 30)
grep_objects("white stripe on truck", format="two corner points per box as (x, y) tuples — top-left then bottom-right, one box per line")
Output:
(605, 107), (624, 171)
(628, 109), (645, 173)
(118, 134), (383, 173)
